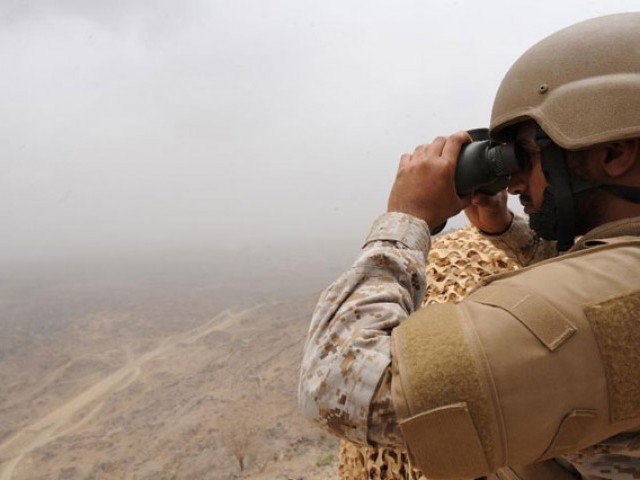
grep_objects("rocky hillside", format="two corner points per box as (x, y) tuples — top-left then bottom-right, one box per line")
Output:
(0, 266), (340, 479)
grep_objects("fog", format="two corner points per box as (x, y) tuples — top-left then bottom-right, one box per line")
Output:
(2, 0), (637, 265)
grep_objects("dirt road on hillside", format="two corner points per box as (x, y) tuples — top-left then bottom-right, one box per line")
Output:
(0, 307), (249, 480)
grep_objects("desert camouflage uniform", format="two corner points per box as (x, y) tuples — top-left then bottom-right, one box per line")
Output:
(299, 212), (640, 480)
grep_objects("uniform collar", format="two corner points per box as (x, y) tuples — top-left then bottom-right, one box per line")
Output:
(570, 216), (640, 252)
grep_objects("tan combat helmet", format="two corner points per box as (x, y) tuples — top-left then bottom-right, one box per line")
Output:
(490, 12), (640, 149)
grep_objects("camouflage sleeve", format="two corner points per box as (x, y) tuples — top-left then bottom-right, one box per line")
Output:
(367, 365), (405, 446)
(562, 432), (640, 480)
(299, 212), (429, 446)
(478, 213), (558, 266)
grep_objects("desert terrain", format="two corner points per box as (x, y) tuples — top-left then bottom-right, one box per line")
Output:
(0, 245), (355, 479)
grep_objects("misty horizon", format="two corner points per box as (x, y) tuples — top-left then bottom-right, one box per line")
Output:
(3, 0), (636, 265)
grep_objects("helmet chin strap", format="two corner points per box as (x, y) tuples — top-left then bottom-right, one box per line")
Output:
(529, 129), (640, 252)
(529, 131), (578, 251)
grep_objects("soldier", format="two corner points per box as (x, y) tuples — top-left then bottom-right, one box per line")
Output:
(299, 13), (640, 480)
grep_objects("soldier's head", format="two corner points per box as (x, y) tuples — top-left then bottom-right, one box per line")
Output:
(507, 120), (640, 234)
(489, 13), (640, 250)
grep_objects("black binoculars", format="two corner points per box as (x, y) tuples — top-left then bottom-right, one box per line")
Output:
(454, 128), (524, 196)
(431, 128), (525, 234)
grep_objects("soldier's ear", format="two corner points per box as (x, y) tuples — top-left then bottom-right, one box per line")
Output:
(600, 139), (640, 178)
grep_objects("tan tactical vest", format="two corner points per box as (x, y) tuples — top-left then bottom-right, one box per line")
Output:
(391, 217), (640, 480)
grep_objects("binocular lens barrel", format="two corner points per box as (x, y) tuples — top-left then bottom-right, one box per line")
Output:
(454, 132), (522, 196)
(428, 128), (524, 235)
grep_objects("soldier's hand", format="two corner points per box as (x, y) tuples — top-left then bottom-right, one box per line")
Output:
(387, 132), (472, 230)
(464, 190), (513, 234)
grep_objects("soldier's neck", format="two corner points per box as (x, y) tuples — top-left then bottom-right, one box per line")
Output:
(595, 192), (640, 227)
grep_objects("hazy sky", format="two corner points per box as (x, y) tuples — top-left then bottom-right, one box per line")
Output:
(2, 0), (638, 263)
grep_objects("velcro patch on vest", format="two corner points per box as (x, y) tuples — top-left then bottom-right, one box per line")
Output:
(391, 303), (498, 476)
(468, 285), (576, 351)
(585, 290), (640, 423)
(398, 402), (489, 479)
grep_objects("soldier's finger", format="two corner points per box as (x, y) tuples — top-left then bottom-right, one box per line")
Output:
(398, 153), (411, 170)
(473, 190), (508, 208)
(426, 136), (446, 158)
(472, 191), (494, 206)
(411, 144), (429, 161)
(442, 131), (472, 160)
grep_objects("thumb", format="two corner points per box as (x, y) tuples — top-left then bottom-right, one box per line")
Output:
(471, 192), (495, 206)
